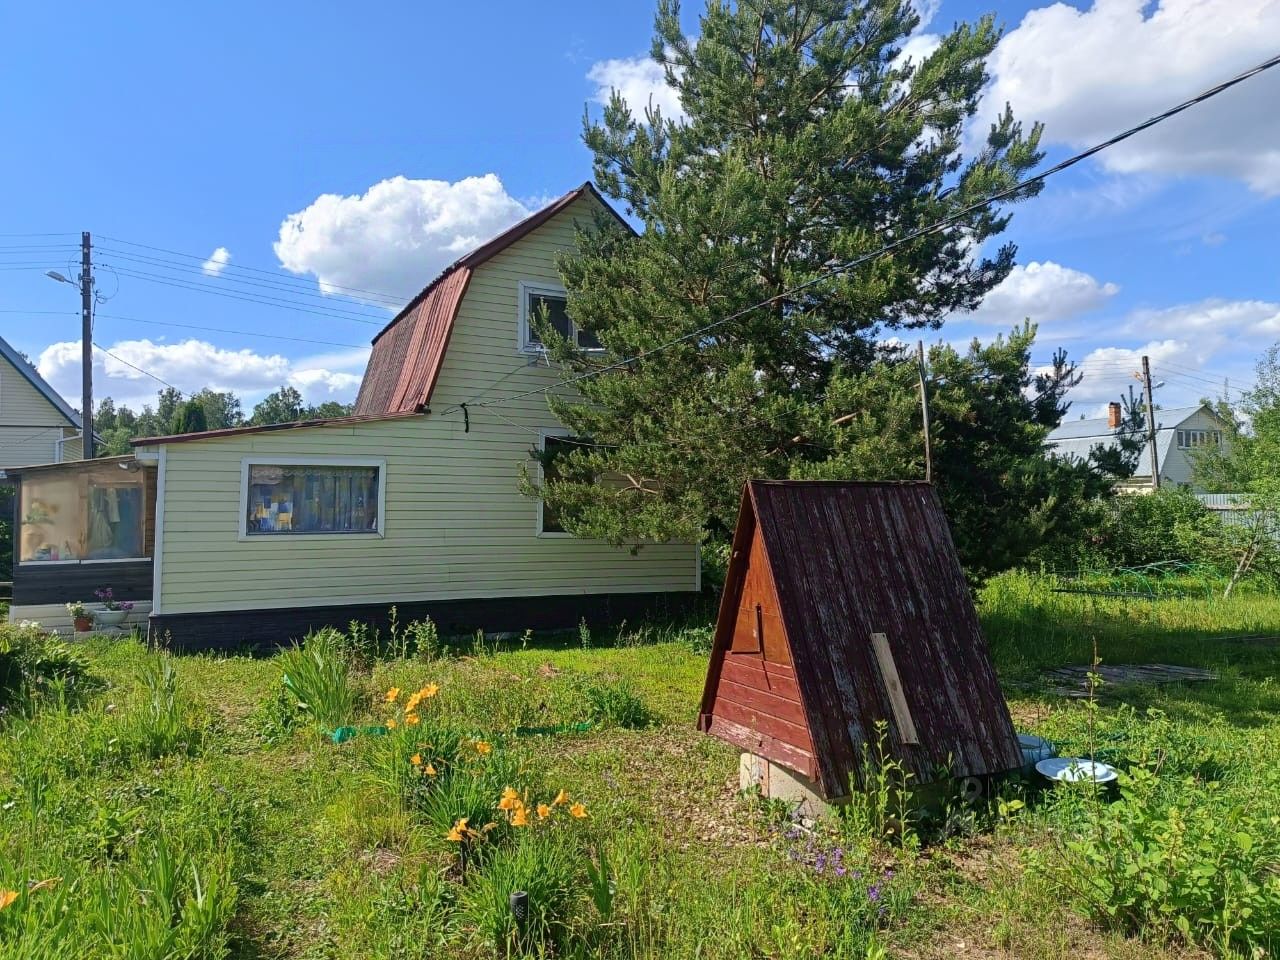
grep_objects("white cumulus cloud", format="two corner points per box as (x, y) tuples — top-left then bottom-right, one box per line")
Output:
(978, 0), (1280, 194)
(1126, 298), (1280, 340)
(967, 260), (1119, 328)
(201, 247), (231, 276)
(274, 174), (531, 307)
(36, 338), (368, 411)
(587, 54), (686, 121)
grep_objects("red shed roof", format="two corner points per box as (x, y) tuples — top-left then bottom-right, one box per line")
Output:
(354, 181), (629, 417)
(699, 480), (1021, 797)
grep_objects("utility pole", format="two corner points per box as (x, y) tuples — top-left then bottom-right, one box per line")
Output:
(1142, 354), (1158, 490)
(80, 231), (95, 458)
(917, 340), (933, 484)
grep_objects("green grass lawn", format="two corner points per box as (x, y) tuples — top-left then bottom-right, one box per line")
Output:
(1, 575), (1278, 959)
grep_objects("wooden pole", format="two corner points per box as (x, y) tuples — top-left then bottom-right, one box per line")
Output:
(1142, 355), (1159, 490)
(917, 341), (933, 484)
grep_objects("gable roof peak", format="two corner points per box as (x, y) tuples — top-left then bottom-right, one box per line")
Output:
(354, 181), (626, 418)
(0, 334), (81, 429)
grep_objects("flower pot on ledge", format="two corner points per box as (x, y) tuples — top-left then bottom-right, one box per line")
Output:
(73, 616), (94, 633)
(94, 608), (128, 628)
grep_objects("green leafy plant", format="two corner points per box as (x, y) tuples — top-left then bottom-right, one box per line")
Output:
(1039, 765), (1280, 955)
(279, 628), (358, 730)
(458, 828), (582, 955)
(577, 676), (653, 729)
(840, 722), (918, 849)
(0, 621), (95, 718)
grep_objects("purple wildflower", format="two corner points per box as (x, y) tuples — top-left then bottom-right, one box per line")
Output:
(814, 854), (827, 872)
(834, 865), (847, 878)
(867, 885), (881, 902)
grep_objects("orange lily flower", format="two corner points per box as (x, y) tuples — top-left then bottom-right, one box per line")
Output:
(536, 803), (552, 820)
(570, 802), (588, 819)
(385, 687), (401, 703)
(552, 789), (570, 806)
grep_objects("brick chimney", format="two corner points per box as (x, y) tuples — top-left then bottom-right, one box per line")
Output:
(1107, 402), (1122, 430)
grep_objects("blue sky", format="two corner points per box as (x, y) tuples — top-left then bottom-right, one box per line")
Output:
(2, 0), (1277, 418)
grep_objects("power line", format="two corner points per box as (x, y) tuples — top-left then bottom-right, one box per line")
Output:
(92, 342), (179, 392)
(96, 312), (366, 349)
(457, 52), (1280, 416)
(107, 267), (386, 325)
(97, 234), (416, 305)
(95, 247), (405, 309)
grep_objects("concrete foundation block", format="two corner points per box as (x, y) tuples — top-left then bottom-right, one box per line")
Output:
(740, 753), (841, 819)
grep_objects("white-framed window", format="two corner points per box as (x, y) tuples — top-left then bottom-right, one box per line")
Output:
(535, 430), (576, 538)
(239, 456), (386, 540)
(1177, 429), (1221, 449)
(517, 281), (602, 354)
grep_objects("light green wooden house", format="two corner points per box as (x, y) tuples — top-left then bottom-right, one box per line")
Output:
(0, 335), (85, 468)
(130, 184), (700, 650)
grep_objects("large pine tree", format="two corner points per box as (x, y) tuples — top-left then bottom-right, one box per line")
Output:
(529, 0), (1099, 573)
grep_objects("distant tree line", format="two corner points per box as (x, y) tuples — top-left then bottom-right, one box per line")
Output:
(94, 386), (354, 455)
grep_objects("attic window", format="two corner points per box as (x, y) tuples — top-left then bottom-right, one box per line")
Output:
(518, 281), (601, 353)
(1177, 429), (1221, 449)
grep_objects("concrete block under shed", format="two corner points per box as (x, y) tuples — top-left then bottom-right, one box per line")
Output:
(740, 752), (843, 819)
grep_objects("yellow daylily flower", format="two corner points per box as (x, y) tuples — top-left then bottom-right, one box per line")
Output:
(423, 763), (437, 776)
(405, 713), (421, 726)
(0, 890), (17, 911)
(446, 818), (470, 842)
(536, 803), (552, 820)
(385, 687), (401, 703)
(474, 740), (492, 756)
(410, 753), (422, 766)
(552, 789), (570, 806)
(404, 693), (422, 713)
(498, 786), (520, 811)
(420, 683), (440, 699)
(511, 804), (530, 827)
(569, 802), (588, 819)
(386, 718), (397, 730)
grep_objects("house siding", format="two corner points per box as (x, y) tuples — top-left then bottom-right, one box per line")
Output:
(146, 417), (696, 615)
(0, 358), (73, 429)
(141, 197), (698, 619)
(1156, 408), (1228, 489)
(0, 356), (82, 467)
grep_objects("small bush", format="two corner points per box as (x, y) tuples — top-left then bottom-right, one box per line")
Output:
(0, 621), (94, 718)
(1037, 765), (1280, 955)
(279, 628), (358, 730)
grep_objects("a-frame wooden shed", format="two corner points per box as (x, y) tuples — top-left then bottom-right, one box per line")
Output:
(698, 481), (1021, 799)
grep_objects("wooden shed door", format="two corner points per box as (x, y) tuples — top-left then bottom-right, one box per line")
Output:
(731, 533), (790, 664)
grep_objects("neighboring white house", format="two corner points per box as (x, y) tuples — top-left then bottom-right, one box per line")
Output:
(1046, 402), (1231, 492)
(0, 335), (84, 468)
(105, 183), (700, 650)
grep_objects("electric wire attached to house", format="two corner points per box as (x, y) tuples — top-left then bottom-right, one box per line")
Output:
(447, 51), (1280, 419)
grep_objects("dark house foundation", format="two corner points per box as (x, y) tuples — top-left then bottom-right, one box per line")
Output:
(149, 590), (702, 654)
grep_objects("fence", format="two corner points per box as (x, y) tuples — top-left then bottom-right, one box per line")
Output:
(1197, 493), (1253, 529)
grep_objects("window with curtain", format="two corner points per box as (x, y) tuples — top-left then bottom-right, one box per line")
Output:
(244, 463), (381, 535)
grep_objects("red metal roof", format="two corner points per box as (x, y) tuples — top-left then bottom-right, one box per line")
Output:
(354, 181), (630, 417)
(699, 480), (1021, 796)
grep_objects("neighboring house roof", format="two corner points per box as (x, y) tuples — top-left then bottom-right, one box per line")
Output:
(1046, 404), (1223, 475)
(354, 181), (631, 417)
(0, 334), (81, 429)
